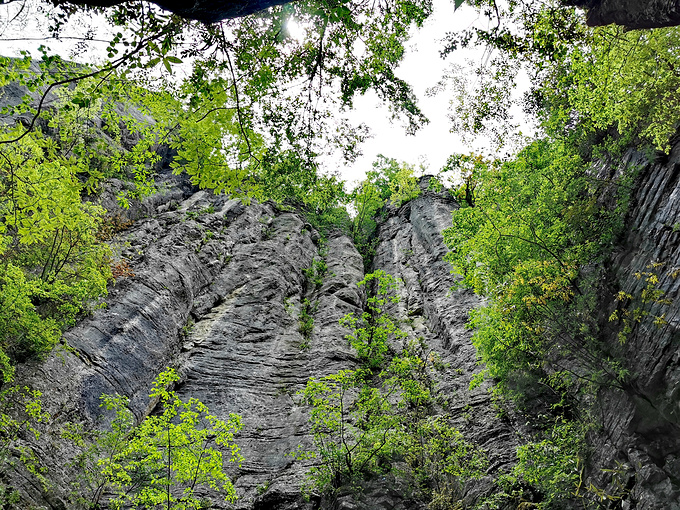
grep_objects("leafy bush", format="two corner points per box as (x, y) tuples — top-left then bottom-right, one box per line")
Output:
(296, 272), (485, 504)
(481, 420), (587, 510)
(340, 271), (405, 370)
(64, 368), (243, 509)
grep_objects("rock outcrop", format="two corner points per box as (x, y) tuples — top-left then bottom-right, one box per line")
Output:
(8, 176), (523, 509)
(52, 0), (680, 28)
(7, 153), (680, 509)
(568, 0), (680, 28)
(584, 146), (680, 509)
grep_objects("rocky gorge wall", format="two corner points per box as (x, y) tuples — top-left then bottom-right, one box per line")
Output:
(9, 177), (521, 509)
(584, 145), (680, 509)
(7, 148), (680, 509)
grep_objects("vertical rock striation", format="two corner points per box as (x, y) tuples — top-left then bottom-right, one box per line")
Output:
(372, 181), (521, 505)
(586, 146), (680, 509)
(9, 158), (680, 509)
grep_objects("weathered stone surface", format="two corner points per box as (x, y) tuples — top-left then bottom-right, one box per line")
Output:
(173, 215), (367, 508)
(568, 0), (680, 28)
(8, 156), (680, 510)
(51, 0), (680, 27)
(584, 144), (680, 508)
(372, 180), (521, 504)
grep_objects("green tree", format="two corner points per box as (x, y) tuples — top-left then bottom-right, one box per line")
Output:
(443, 139), (628, 394)
(65, 368), (243, 509)
(439, 0), (680, 155)
(296, 369), (401, 493)
(296, 272), (485, 504)
(340, 270), (406, 369)
(0, 126), (111, 381)
(350, 157), (422, 267)
(1, 0), (433, 171)
(0, 385), (50, 506)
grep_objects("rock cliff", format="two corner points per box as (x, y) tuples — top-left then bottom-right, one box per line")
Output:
(7, 150), (680, 509)
(584, 146), (680, 509)
(9, 174), (518, 509)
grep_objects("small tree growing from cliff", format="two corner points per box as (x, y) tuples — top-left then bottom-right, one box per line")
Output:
(65, 368), (243, 509)
(295, 272), (486, 504)
(0, 385), (50, 506)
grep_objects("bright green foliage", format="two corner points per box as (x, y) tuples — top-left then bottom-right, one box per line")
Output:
(0, 266), (60, 382)
(438, 3), (588, 149)
(443, 1), (680, 154)
(63, 393), (135, 508)
(65, 368), (243, 509)
(6, 0), (435, 175)
(444, 139), (623, 391)
(387, 166), (421, 207)
(514, 421), (585, 505)
(296, 369), (401, 493)
(0, 385), (50, 506)
(255, 150), (352, 237)
(350, 156), (422, 267)
(297, 272), (484, 503)
(482, 420), (587, 509)
(364, 155), (422, 206)
(0, 127), (111, 381)
(402, 415), (487, 505)
(385, 338), (488, 503)
(340, 271), (406, 369)
(542, 26), (680, 153)
(49, 77), (158, 199)
(446, 140), (590, 295)
(350, 179), (384, 268)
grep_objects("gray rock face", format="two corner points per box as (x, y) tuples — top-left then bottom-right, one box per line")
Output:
(568, 0), (680, 28)
(584, 145), (680, 509)
(9, 174), (523, 509)
(372, 183), (521, 500)
(8, 157), (680, 510)
(10, 185), (368, 509)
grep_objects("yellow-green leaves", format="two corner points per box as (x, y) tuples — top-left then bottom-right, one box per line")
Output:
(67, 368), (242, 509)
(0, 126), (111, 381)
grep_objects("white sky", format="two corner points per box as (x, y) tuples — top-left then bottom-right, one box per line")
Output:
(0, 0), (531, 185)
(337, 0), (487, 183)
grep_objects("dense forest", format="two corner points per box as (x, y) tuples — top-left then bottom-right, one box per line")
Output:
(0, 0), (680, 508)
